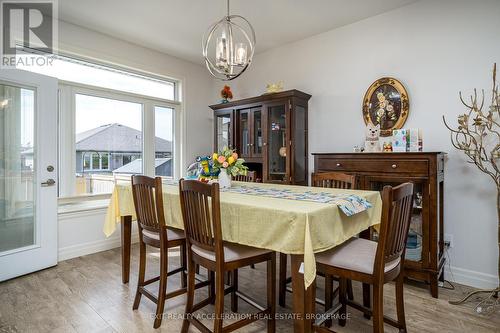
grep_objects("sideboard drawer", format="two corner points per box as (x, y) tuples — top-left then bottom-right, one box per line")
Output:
(317, 158), (429, 175)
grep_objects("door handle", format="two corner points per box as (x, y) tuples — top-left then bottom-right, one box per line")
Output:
(41, 179), (56, 187)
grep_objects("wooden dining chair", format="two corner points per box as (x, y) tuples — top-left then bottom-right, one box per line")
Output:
(131, 175), (188, 329)
(233, 170), (257, 182)
(314, 182), (414, 333)
(279, 171), (357, 308)
(179, 179), (276, 333)
(233, 170), (257, 270)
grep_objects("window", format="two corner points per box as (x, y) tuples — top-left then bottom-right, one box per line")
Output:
(154, 106), (174, 177)
(74, 93), (143, 195)
(82, 152), (110, 171)
(19, 54), (185, 198)
(16, 53), (177, 101)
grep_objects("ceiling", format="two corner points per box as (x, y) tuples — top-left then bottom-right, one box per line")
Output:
(59, 0), (419, 65)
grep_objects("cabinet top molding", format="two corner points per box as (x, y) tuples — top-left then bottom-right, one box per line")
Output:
(209, 89), (312, 110)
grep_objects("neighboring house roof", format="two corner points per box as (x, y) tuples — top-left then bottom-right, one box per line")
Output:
(112, 158), (172, 174)
(75, 123), (172, 153)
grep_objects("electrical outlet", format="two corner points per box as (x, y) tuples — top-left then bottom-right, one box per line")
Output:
(444, 234), (454, 248)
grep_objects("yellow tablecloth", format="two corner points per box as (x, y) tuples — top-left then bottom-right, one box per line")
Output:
(104, 181), (382, 288)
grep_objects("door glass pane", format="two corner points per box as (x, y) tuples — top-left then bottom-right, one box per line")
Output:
(0, 85), (36, 253)
(75, 94), (142, 195)
(240, 112), (249, 156)
(253, 110), (262, 155)
(268, 105), (287, 181)
(216, 114), (231, 151)
(155, 106), (174, 178)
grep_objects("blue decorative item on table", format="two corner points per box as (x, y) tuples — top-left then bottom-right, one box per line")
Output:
(197, 155), (219, 181)
(185, 156), (219, 181)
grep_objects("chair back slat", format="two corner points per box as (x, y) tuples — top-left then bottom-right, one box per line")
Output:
(375, 183), (414, 273)
(179, 179), (223, 256)
(233, 171), (256, 182)
(131, 175), (166, 234)
(311, 172), (357, 189)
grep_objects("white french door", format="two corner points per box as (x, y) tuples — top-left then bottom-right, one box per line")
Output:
(0, 69), (58, 281)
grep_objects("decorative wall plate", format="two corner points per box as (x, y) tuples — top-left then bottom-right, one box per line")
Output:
(362, 77), (409, 136)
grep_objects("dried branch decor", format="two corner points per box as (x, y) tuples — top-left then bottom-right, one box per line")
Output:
(443, 64), (500, 313)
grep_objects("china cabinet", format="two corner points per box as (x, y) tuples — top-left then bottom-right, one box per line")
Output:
(210, 90), (311, 184)
(312, 152), (446, 298)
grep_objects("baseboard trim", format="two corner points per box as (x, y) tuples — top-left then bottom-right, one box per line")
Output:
(58, 234), (139, 262)
(445, 265), (499, 289)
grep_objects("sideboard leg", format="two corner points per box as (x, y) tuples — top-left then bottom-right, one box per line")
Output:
(430, 275), (439, 298)
(121, 215), (132, 284)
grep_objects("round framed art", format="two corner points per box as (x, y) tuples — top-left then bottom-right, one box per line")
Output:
(362, 77), (409, 136)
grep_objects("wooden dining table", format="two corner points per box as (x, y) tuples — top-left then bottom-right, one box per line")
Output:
(104, 180), (382, 332)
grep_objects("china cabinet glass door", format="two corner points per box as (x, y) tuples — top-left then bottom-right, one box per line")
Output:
(252, 110), (263, 157)
(265, 103), (288, 182)
(239, 110), (250, 157)
(215, 112), (232, 151)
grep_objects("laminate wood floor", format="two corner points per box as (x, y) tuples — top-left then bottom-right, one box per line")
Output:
(0, 245), (498, 333)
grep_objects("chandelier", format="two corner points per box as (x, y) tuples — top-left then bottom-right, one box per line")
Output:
(202, 0), (256, 81)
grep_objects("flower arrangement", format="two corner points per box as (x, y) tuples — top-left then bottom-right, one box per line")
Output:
(220, 85), (233, 103)
(212, 147), (248, 177)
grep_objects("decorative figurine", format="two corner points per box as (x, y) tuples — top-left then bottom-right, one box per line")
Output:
(265, 81), (284, 94)
(196, 155), (219, 181)
(364, 123), (382, 152)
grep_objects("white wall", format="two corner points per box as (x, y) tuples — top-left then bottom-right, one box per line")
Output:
(224, 0), (500, 288)
(58, 21), (214, 172)
(58, 208), (138, 261)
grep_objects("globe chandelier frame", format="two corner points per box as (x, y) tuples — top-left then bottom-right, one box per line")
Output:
(202, 0), (256, 81)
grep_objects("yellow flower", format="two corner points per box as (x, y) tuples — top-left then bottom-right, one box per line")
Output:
(228, 156), (235, 165)
(212, 153), (218, 161)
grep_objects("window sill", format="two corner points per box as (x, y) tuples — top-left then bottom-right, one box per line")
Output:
(58, 195), (111, 215)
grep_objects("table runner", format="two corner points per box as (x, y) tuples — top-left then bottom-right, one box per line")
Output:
(221, 185), (372, 216)
(104, 181), (382, 288)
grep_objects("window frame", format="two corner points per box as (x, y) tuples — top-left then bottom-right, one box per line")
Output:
(59, 81), (181, 198)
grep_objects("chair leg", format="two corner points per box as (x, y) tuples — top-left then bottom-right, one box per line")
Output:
(231, 269), (238, 312)
(324, 275), (333, 328)
(154, 245), (168, 329)
(267, 255), (276, 333)
(363, 283), (372, 319)
(338, 277), (347, 327)
(180, 243), (187, 288)
(250, 264), (256, 269)
(214, 271), (225, 333)
(395, 273), (407, 332)
(347, 279), (354, 301)
(372, 283), (384, 333)
(209, 270), (216, 305)
(181, 259), (196, 333)
(279, 252), (287, 307)
(132, 241), (146, 310)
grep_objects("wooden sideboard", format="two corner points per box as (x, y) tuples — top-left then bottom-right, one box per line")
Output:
(313, 152), (446, 298)
(210, 90), (311, 185)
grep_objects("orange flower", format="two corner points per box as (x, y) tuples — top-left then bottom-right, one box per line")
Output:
(221, 85), (233, 100)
